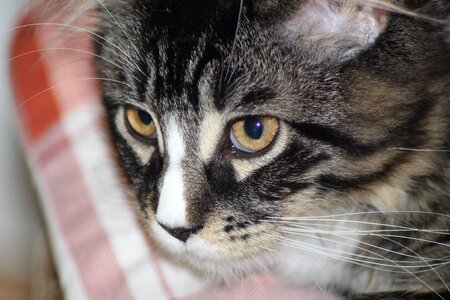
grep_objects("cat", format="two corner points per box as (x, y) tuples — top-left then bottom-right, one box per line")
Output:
(48, 0), (450, 298)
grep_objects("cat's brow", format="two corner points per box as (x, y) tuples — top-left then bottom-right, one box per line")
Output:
(122, 100), (150, 111)
(228, 88), (277, 110)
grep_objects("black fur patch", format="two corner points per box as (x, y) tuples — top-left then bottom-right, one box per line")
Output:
(293, 122), (382, 156)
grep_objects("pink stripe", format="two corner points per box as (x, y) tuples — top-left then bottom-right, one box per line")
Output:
(181, 275), (341, 300)
(37, 127), (134, 300)
(149, 247), (175, 300)
(28, 10), (136, 299)
(38, 11), (100, 111)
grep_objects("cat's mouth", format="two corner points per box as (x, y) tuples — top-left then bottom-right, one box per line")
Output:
(149, 220), (274, 265)
(150, 221), (222, 261)
(150, 220), (275, 279)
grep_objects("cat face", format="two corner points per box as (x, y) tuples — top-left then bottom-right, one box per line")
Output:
(100, 1), (316, 271)
(97, 0), (450, 284)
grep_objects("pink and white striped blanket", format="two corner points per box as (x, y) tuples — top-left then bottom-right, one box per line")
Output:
(10, 6), (338, 300)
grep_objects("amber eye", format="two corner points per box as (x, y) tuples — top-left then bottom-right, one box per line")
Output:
(126, 107), (157, 139)
(230, 116), (279, 153)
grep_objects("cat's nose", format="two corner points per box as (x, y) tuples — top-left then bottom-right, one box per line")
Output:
(158, 223), (203, 242)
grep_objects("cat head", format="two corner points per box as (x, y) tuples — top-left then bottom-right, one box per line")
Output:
(95, 0), (449, 278)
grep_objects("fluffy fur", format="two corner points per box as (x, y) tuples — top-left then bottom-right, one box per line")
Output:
(41, 0), (450, 299)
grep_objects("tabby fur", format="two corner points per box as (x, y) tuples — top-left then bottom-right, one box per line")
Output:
(49, 0), (450, 299)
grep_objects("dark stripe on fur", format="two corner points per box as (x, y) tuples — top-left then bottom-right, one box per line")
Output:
(191, 44), (223, 111)
(349, 290), (450, 300)
(151, 40), (162, 102)
(193, 45), (222, 86)
(252, 147), (330, 201)
(240, 88), (276, 107)
(317, 154), (408, 190)
(292, 122), (382, 156)
(135, 58), (149, 98)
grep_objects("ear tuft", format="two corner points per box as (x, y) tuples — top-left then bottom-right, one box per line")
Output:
(279, 0), (390, 62)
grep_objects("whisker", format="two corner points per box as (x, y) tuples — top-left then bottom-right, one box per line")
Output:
(366, 233), (450, 249)
(274, 231), (447, 299)
(388, 147), (450, 153)
(8, 47), (142, 84)
(225, 0), (244, 84)
(278, 226), (450, 263)
(363, 0), (449, 25)
(265, 220), (450, 236)
(95, 0), (145, 63)
(281, 235), (448, 270)
(271, 220), (450, 253)
(247, 251), (269, 274)
(266, 218), (428, 232)
(379, 235), (450, 294)
(277, 236), (448, 277)
(278, 227), (448, 265)
(9, 22), (145, 78)
(267, 210), (450, 220)
(265, 232), (420, 273)
(275, 228), (447, 298)
(18, 77), (130, 108)
(267, 218), (450, 277)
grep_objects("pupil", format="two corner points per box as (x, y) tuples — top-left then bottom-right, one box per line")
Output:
(138, 110), (152, 125)
(244, 117), (264, 140)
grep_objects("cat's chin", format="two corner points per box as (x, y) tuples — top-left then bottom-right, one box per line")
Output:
(150, 221), (272, 281)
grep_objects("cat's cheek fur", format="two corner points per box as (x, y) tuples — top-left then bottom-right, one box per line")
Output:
(274, 240), (373, 292)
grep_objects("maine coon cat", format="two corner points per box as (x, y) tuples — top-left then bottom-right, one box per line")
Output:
(48, 0), (449, 298)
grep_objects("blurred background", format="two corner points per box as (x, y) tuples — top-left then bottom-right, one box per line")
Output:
(0, 0), (42, 299)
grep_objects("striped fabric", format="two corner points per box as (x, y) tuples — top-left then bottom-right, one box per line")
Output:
(10, 7), (337, 300)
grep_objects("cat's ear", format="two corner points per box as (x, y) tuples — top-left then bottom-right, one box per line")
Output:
(277, 0), (390, 62)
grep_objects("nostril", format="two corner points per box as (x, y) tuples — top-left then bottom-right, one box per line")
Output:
(159, 223), (203, 242)
(190, 224), (203, 235)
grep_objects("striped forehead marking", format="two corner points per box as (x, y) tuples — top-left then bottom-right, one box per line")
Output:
(199, 111), (226, 163)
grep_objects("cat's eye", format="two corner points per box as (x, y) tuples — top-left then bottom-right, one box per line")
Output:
(126, 107), (157, 139)
(230, 116), (279, 153)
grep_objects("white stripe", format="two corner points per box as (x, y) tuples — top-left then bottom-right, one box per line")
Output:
(62, 104), (168, 300)
(156, 118), (188, 228)
(31, 134), (89, 300)
(159, 258), (206, 298)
